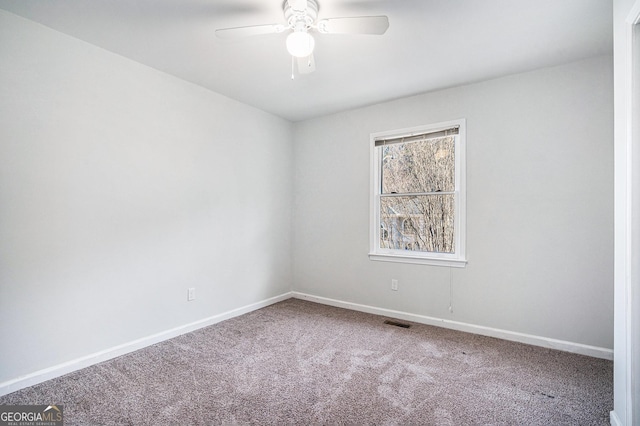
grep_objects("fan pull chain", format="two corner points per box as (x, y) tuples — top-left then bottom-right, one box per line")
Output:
(291, 56), (295, 80)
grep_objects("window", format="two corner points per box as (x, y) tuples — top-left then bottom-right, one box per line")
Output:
(369, 119), (466, 267)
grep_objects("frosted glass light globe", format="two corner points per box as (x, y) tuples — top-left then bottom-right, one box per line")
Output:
(286, 31), (315, 58)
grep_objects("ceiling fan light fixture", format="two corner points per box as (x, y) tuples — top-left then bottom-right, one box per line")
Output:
(215, 0), (389, 74)
(286, 31), (315, 58)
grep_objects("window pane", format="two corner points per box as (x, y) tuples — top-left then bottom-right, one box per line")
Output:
(380, 195), (455, 253)
(381, 136), (455, 194)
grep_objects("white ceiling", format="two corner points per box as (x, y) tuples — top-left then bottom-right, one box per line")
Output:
(0, 0), (612, 122)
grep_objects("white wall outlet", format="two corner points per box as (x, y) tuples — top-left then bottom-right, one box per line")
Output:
(187, 287), (195, 301)
(391, 279), (398, 291)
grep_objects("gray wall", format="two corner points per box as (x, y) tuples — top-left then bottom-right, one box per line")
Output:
(292, 55), (614, 350)
(0, 10), (293, 383)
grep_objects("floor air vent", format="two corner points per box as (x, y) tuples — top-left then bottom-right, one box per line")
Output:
(384, 320), (410, 328)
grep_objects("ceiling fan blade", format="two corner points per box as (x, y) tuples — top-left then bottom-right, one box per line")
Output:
(215, 24), (286, 39)
(317, 16), (389, 35)
(297, 54), (316, 74)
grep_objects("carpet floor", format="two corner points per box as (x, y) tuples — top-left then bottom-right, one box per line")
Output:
(0, 299), (612, 425)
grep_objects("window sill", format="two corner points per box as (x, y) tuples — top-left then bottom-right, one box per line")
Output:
(368, 253), (467, 268)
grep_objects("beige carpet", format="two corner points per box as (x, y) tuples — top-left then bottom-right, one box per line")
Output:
(0, 299), (612, 425)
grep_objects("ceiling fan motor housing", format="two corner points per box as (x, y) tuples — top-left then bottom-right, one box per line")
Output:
(284, 0), (319, 30)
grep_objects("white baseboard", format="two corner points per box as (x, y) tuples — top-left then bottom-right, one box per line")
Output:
(1, 290), (613, 398)
(292, 292), (614, 361)
(0, 292), (293, 397)
(609, 410), (622, 426)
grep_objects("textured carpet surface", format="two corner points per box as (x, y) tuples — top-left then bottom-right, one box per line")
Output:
(0, 299), (612, 425)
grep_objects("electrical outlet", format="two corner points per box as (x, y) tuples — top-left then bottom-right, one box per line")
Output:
(391, 279), (398, 291)
(188, 287), (195, 301)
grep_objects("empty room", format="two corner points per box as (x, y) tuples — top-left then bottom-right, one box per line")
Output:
(1, 0), (639, 425)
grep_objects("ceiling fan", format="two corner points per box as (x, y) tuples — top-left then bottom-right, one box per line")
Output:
(215, 0), (389, 76)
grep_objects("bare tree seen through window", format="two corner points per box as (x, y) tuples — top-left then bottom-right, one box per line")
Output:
(379, 136), (455, 253)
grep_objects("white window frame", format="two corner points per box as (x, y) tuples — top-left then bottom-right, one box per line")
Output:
(369, 119), (467, 267)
